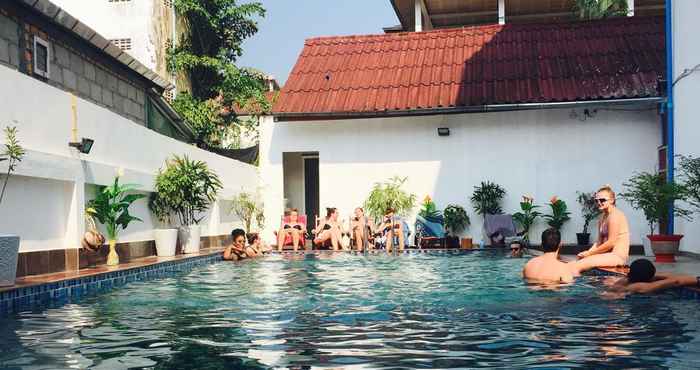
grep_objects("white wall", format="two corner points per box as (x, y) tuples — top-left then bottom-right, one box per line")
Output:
(50, 0), (156, 71)
(0, 66), (258, 252)
(260, 108), (660, 246)
(673, 1), (700, 254)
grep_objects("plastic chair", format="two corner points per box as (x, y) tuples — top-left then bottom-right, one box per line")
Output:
(274, 214), (308, 250)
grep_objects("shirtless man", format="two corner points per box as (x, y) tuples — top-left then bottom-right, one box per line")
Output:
(523, 228), (580, 283)
(608, 259), (700, 294)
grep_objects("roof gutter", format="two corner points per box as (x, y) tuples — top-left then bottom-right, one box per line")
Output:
(273, 97), (664, 122)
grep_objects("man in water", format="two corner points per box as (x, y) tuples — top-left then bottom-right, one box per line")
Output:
(607, 259), (700, 294)
(522, 228), (580, 283)
(510, 241), (524, 258)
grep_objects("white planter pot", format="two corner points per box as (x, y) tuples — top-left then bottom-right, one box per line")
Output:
(0, 235), (20, 287)
(154, 229), (178, 257)
(180, 225), (201, 254)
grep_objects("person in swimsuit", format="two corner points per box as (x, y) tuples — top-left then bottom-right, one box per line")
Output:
(351, 207), (375, 251)
(606, 259), (700, 295)
(277, 208), (304, 252)
(247, 232), (269, 256)
(377, 208), (405, 253)
(313, 207), (342, 251)
(223, 228), (252, 261)
(573, 185), (630, 272)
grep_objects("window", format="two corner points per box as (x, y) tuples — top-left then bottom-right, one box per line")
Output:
(33, 35), (50, 78)
(110, 38), (132, 51)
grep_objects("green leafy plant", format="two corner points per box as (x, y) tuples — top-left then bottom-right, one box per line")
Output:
(620, 171), (692, 235)
(418, 195), (441, 219)
(576, 191), (601, 234)
(512, 195), (541, 242)
(443, 204), (470, 236)
(86, 177), (146, 241)
(363, 176), (416, 221)
(154, 155), (222, 226)
(543, 196), (571, 231)
(679, 155), (700, 213)
(230, 191), (264, 232)
(0, 126), (26, 207)
(148, 192), (174, 227)
(471, 181), (506, 216)
(574, 0), (628, 20)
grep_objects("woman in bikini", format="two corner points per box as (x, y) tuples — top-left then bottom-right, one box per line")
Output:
(314, 207), (343, 251)
(277, 208), (304, 252)
(351, 207), (375, 251)
(573, 185), (630, 272)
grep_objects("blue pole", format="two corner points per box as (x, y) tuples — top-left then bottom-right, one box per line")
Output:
(665, 0), (675, 234)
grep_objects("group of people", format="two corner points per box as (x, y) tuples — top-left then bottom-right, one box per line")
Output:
(223, 229), (270, 261)
(523, 185), (699, 294)
(276, 206), (406, 252)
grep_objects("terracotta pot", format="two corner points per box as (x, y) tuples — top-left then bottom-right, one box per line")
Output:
(647, 234), (683, 263)
(461, 238), (473, 249)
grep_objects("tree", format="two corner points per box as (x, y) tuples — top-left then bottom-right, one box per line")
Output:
(168, 0), (270, 149)
(574, 0), (628, 20)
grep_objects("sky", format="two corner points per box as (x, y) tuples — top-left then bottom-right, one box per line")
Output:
(236, 1), (399, 86)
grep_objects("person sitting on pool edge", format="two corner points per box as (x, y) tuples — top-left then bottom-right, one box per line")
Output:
(377, 207), (405, 252)
(223, 229), (256, 261)
(277, 208), (304, 252)
(608, 259), (700, 294)
(523, 228), (580, 283)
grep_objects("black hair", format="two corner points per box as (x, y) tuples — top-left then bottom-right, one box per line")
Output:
(231, 228), (246, 242)
(326, 207), (337, 218)
(628, 259), (656, 283)
(247, 232), (259, 245)
(541, 228), (561, 253)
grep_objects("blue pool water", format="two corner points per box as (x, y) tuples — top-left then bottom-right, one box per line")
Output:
(1, 251), (699, 369)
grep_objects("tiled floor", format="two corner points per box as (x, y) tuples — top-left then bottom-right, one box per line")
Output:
(0, 247), (225, 293)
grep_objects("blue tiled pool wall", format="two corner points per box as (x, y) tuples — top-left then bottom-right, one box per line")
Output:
(0, 253), (223, 316)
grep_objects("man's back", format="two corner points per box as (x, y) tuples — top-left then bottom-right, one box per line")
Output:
(523, 254), (575, 283)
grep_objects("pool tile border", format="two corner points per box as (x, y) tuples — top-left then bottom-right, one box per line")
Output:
(0, 252), (222, 316)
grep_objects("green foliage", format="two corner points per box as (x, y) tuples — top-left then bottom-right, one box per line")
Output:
(363, 176), (417, 221)
(574, 0), (628, 19)
(576, 191), (601, 234)
(443, 204), (470, 236)
(543, 197), (571, 231)
(153, 155), (223, 226)
(167, 0), (269, 149)
(620, 171), (692, 235)
(230, 191), (264, 231)
(87, 177), (146, 240)
(679, 155), (700, 213)
(418, 195), (442, 219)
(0, 126), (26, 206)
(471, 181), (506, 216)
(512, 196), (541, 242)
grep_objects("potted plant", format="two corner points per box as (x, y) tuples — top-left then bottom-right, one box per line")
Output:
(363, 176), (416, 222)
(512, 195), (540, 245)
(620, 171), (692, 262)
(443, 204), (470, 248)
(158, 155), (222, 254)
(149, 192), (178, 257)
(543, 196), (571, 231)
(0, 126), (25, 286)
(230, 191), (265, 232)
(679, 155), (700, 214)
(470, 181), (506, 217)
(82, 210), (105, 267)
(575, 191), (601, 246)
(87, 175), (146, 266)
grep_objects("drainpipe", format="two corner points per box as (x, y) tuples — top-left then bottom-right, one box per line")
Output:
(665, 0), (675, 234)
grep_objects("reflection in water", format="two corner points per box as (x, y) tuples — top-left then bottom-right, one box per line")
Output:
(0, 251), (699, 369)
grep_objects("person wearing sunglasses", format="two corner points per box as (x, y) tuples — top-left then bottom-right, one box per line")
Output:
(573, 185), (630, 272)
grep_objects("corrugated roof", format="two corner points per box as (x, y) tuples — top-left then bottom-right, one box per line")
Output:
(274, 16), (665, 117)
(21, 0), (173, 90)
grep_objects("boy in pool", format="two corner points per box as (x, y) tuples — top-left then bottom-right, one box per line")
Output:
(607, 259), (700, 294)
(522, 228), (580, 283)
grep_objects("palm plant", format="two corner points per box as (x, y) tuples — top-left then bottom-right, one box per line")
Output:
(576, 191), (601, 234)
(363, 176), (416, 221)
(471, 181), (506, 216)
(418, 195), (442, 219)
(0, 126), (26, 207)
(679, 155), (700, 214)
(512, 195), (540, 243)
(543, 196), (571, 231)
(230, 191), (264, 232)
(574, 0), (628, 19)
(443, 204), (470, 236)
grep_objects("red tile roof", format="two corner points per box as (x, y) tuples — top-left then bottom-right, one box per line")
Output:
(274, 16), (665, 117)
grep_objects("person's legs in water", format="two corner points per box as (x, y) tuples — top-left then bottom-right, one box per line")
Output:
(575, 252), (626, 272)
(386, 229), (394, 253)
(396, 223), (405, 251)
(354, 227), (363, 251)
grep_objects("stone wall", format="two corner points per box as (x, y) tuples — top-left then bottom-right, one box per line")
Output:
(0, 10), (147, 125)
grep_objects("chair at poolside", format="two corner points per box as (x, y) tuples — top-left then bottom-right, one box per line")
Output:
(483, 214), (522, 247)
(274, 214), (308, 250)
(415, 214), (446, 249)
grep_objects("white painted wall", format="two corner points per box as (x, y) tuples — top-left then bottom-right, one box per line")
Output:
(50, 0), (157, 71)
(0, 65), (258, 252)
(673, 1), (700, 254)
(260, 108), (660, 246)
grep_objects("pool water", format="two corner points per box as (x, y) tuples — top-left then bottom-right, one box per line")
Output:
(1, 251), (700, 369)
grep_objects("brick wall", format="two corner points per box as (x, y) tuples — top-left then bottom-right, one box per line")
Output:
(0, 10), (147, 125)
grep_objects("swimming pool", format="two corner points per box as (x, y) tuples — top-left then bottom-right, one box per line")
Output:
(1, 251), (699, 369)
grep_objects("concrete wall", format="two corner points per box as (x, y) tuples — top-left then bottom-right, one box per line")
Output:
(0, 64), (258, 252)
(260, 108), (660, 246)
(673, 1), (700, 253)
